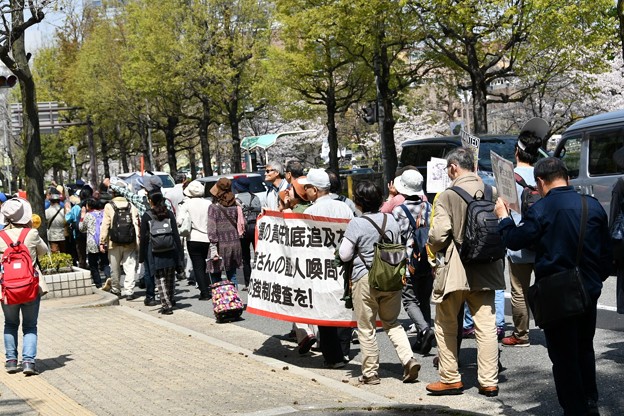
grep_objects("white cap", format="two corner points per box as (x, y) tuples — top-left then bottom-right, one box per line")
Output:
(394, 170), (424, 196)
(298, 168), (331, 189)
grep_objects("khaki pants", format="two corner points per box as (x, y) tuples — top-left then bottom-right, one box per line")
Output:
(435, 290), (498, 387)
(108, 244), (137, 296)
(352, 275), (414, 378)
(509, 260), (534, 341)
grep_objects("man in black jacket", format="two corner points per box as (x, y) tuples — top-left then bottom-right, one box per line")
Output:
(495, 157), (611, 416)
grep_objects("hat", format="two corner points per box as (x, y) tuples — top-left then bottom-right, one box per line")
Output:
(291, 177), (309, 201)
(69, 195), (81, 205)
(298, 168), (330, 189)
(614, 147), (624, 169)
(394, 170), (424, 196)
(31, 213), (41, 229)
(184, 180), (205, 198)
(519, 118), (550, 147)
(0, 192), (7, 203)
(232, 177), (250, 193)
(209, 178), (236, 207)
(1, 197), (33, 225)
(49, 189), (62, 201)
(137, 175), (163, 192)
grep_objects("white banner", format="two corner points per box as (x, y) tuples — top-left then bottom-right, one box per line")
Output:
(246, 211), (356, 326)
(426, 157), (452, 194)
(490, 150), (520, 213)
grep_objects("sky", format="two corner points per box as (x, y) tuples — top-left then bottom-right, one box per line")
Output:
(26, 7), (66, 53)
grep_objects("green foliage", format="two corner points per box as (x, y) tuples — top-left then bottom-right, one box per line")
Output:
(39, 252), (74, 274)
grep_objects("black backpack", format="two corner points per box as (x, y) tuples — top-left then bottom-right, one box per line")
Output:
(514, 173), (541, 217)
(451, 184), (505, 264)
(147, 211), (175, 253)
(236, 193), (260, 224)
(109, 202), (136, 244)
(399, 204), (431, 278)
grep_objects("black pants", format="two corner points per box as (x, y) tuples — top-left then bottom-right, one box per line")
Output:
(187, 240), (210, 297)
(318, 326), (345, 365)
(87, 252), (109, 288)
(402, 273), (433, 331)
(240, 231), (255, 287)
(543, 301), (598, 416)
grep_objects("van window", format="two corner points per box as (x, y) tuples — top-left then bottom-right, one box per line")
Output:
(588, 130), (624, 176)
(559, 137), (582, 178)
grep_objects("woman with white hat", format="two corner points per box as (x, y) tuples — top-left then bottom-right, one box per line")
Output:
(178, 180), (213, 300)
(0, 198), (49, 375)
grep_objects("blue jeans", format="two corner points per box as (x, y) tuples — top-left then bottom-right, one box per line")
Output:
(464, 289), (505, 329)
(2, 296), (41, 363)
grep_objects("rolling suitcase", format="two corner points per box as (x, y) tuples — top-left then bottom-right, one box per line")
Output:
(211, 280), (244, 323)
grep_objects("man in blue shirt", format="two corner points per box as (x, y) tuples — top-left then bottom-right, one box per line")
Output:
(495, 157), (611, 416)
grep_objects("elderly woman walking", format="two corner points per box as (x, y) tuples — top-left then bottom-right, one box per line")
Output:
(207, 178), (243, 285)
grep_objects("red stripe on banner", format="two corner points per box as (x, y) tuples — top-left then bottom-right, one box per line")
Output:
(246, 307), (382, 328)
(260, 210), (351, 224)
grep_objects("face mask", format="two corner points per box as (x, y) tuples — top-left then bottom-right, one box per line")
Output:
(137, 189), (147, 198)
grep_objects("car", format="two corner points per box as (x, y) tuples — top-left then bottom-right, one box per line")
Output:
(553, 109), (624, 219)
(338, 168), (375, 175)
(400, 134), (550, 200)
(196, 172), (267, 206)
(117, 171), (175, 191)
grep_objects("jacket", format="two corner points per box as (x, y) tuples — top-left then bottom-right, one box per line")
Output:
(499, 186), (611, 300)
(427, 173), (505, 302)
(99, 197), (140, 249)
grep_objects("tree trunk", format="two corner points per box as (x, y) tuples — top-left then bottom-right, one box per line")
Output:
(229, 101), (242, 173)
(87, 117), (98, 188)
(466, 44), (488, 134)
(165, 115), (178, 176)
(374, 45), (398, 190)
(116, 123), (129, 172)
(326, 90), (339, 172)
(199, 101), (213, 176)
(189, 148), (197, 179)
(99, 128), (110, 179)
(619, 0), (624, 63)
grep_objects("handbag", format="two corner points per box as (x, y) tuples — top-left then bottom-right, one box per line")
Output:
(527, 196), (591, 328)
(178, 210), (191, 238)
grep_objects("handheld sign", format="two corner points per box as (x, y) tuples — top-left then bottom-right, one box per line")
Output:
(460, 130), (480, 171)
(426, 157), (452, 194)
(490, 150), (520, 213)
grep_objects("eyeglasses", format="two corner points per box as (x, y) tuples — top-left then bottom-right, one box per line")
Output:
(265, 169), (277, 173)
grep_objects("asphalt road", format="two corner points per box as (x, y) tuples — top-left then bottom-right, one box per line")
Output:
(164, 265), (624, 416)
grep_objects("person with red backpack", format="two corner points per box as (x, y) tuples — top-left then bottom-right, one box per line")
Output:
(0, 198), (49, 376)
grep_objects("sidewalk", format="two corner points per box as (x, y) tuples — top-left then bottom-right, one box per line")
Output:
(0, 292), (498, 416)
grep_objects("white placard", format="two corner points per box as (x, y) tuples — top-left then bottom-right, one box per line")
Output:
(490, 150), (520, 213)
(460, 130), (480, 170)
(246, 211), (356, 326)
(426, 157), (452, 194)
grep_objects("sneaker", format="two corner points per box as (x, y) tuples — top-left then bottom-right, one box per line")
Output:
(5, 360), (20, 374)
(502, 335), (530, 347)
(462, 327), (475, 338)
(324, 361), (346, 369)
(497, 327), (505, 341)
(351, 329), (359, 344)
(406, 323), (419, 336)
(22, 362), (38, 376)
(298, 335), (317, 355)
(358, 374), (381, 385)
(402, 358), (421, 383)
(144, 297), (159, 307)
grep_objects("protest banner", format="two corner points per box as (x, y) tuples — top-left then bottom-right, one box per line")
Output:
(247, 211), (357, 326)
(460, 130), (480, 170)
(490, 150), (520, 213)
(426, 157), (452, 193)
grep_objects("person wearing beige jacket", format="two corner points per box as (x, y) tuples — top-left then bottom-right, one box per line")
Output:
(99, 183), (140, 300)
(425, 147), (505, 398)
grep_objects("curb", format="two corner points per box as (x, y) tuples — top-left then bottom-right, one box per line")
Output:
(40, 290), (120, 310)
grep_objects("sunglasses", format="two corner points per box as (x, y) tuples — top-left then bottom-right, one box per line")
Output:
(265, 169), (277, 173)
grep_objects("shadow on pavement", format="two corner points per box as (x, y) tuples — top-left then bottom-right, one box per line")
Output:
(38, 353), (73, 374)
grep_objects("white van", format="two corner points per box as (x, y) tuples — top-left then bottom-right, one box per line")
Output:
(553, 109), (624, 218)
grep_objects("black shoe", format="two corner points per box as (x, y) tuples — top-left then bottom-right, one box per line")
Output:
(144, 297), (159, 307)
(22, 362), (38, 376)
(158, 307), (173, 315)
(187, 280), (196, 286)
(125, 293), (138, 301)
(198, 293), (211, 301)
(419, 328), (435, 355)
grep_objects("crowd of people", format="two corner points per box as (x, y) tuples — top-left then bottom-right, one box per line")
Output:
(0, 117), (618, 416)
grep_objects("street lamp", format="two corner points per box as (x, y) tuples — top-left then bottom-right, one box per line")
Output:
(68, 145), (77, 183)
